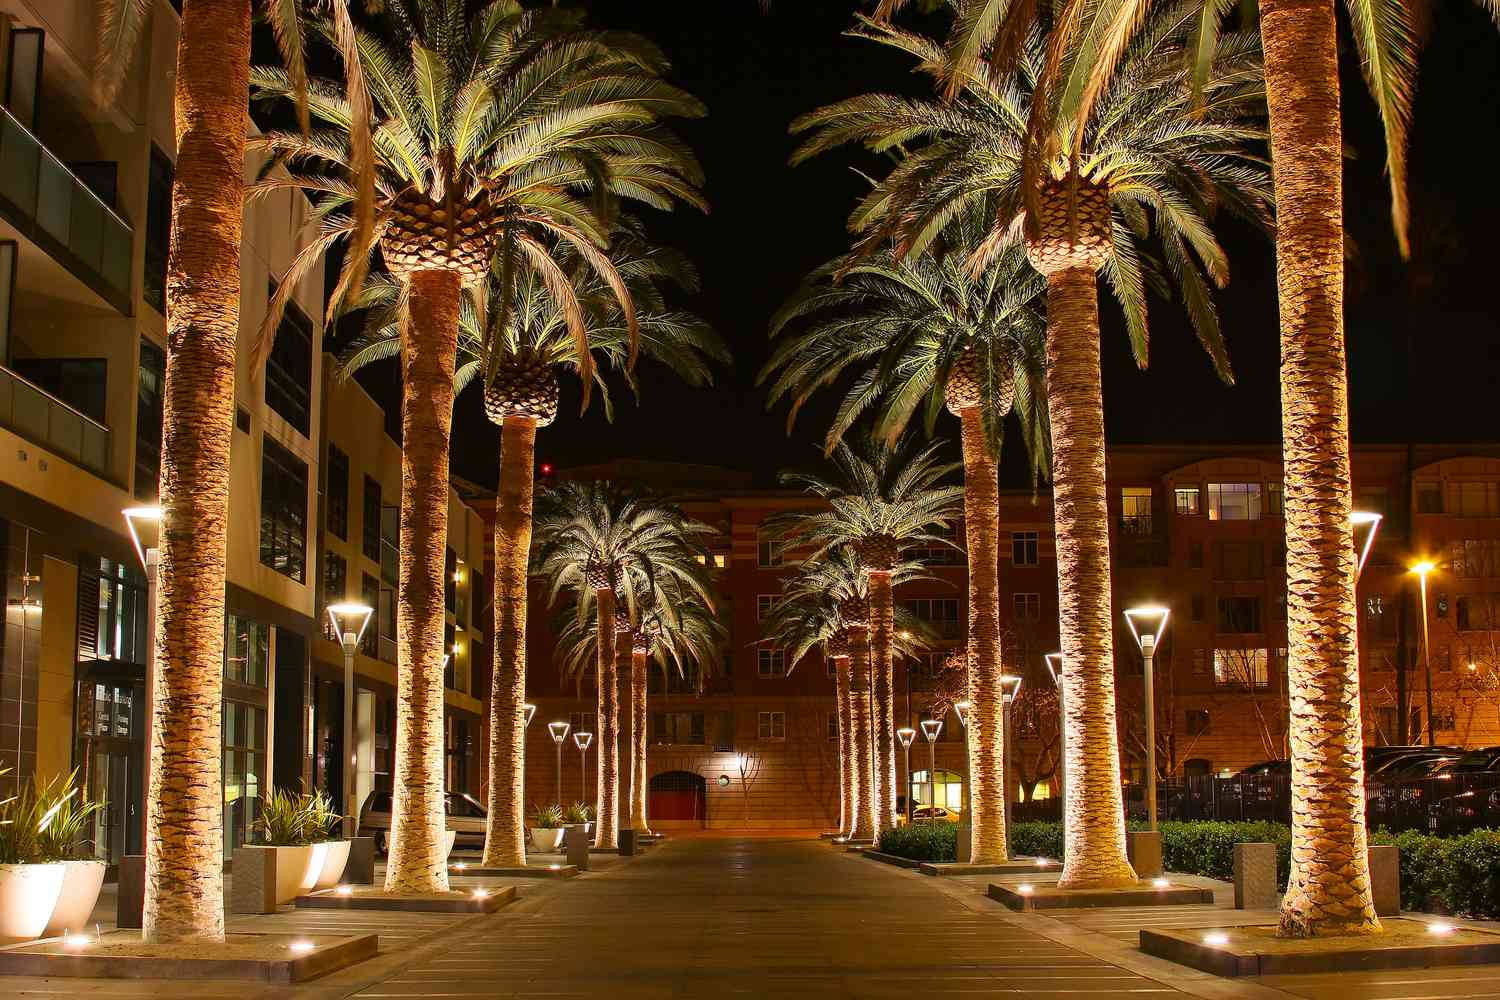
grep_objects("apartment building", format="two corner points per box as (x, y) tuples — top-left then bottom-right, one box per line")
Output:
(505, 445), (1500, 830)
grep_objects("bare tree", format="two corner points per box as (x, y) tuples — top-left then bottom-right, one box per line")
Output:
(1214, 647), (1292, 762)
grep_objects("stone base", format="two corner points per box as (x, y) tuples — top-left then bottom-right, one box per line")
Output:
(346, 837), (376, 884)
(862, 851), (923, 870)
(115, 855), (145, 929)
(0, 931), (376, 983)
(1140, 919), (1500, 976)
(296, 885), (516, 913)
(448, 864), (577, 878)
(1127, 830), (1163, 879)
(918, 859), (1059, 877)
(988, 880), (1214, 912)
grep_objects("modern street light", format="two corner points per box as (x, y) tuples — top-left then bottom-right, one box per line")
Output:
(122, 505), (161, 850)
(1043, 652), (1066, 814)
(1000, 674), (1023, 829)
(573, 731), (594, 810)
(954, 699), (972, 818)
(548, 721), (570, 805)
(521, 704), (537, 817)
(896, 727), (916, 823)
(919, 719), (943, 808)
(1409, 559), (1437, 746)
(1124, 605), (1171, 831)
(1350, 510), (1382, 575)
(326, 602), (374, 837)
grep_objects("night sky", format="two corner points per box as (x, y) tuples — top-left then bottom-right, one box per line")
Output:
(337, 1), (1500, 491)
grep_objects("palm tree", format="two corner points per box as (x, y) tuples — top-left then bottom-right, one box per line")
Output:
(792, 16), (1270, 885)
(339, 233), (725, 867)
(769, 436), (963, 839)
(763, 215), (1048, 862)
(535, 482), (717, 846)
(252, 1), (703, 890)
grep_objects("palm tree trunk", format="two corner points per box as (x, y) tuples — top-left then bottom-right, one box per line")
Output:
(834, 655), (853, 836)
(481, 416), (536, 869)
(848, 628), (876, 842)
(869, 571), (897, 832)
(143, 0), (251, 944)
(1043, 266), (1136, 890)
(628, 650), (650, 832)
(595, 592), (620, 848)
(1261, 0), (1379, 938)
(384, 268), (461, 894)
(960, 406), (1009, 864)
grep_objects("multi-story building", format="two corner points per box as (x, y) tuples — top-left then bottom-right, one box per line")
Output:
(503, 445), (1500, 831)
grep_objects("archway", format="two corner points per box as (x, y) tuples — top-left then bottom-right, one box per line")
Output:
(649, 770), (706, 827)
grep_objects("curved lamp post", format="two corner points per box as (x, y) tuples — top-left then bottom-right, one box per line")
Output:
(919, 719), (943, 809)
(326, 602), (374, 837)
(1409, 559), (1437, 746)
(548, 721), (570, 805)
(896, 726), (916, 823)
(1123, 605), (1171, 830)
(122, 506), (161, 849)
(1043, 652), (1066, 816)
(573, 731), (594, 811)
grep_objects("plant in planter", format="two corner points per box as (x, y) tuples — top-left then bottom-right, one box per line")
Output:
(236, 787), (352, 910)
(563, 802), (596, 833)
(0, 769), (105, 941)
(530, 804), (566, 852)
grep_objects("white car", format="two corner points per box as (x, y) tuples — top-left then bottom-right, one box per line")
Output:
(356, 789), (487, 854)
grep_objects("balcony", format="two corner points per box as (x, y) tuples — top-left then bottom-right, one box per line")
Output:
(0, 363), (111, 477)
(0, 104), (132, 314)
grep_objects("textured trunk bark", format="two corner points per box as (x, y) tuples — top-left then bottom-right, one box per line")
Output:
(834, 655), (853, 837)
(143, 0), (252, 944)
(481, 417), (536, 869)
(1044, 266), (1137, 890)
(848, 629), (876, 842)
(869, 571), (897, 833)
(1261, 0), (1380, 938)
(595, 592), (620, 848)
(628, 650), (650, 832)
(960, 407), (1009, 864)
(384, 268), (461, 894)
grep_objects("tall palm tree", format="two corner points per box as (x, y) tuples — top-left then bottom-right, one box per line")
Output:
(94, 0), (367, 945)
(763, 216), (1048, 862)
(339, 233), (725, 867)
(252, 1), (703, 890)
(792, 16), (1270, 885)
(768, 437), (963, 838)
(535, 482), (717, 846)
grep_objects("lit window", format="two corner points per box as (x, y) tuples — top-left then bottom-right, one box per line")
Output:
(1174, 488), (1201, 515)
(1121, 487), (1153, 534)
(758, 711), (786, 740)
(1206, 483), (1263, 521)
(1213, 648), (1269, 688)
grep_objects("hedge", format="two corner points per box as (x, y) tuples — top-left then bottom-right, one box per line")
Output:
(877, 821), (958, 862)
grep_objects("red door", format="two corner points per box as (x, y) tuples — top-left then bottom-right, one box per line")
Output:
(648, 771), (705, 823)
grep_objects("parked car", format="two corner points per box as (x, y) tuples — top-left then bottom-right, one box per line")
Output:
(1235, 760), (1290, 777)
(907, 805), (960, 823)
(1426, 749), (1500, 834)
(357, 789), (488, 854)
(1442, 746), (1500, 773)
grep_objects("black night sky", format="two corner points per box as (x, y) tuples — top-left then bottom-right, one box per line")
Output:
(335, 2), (1500, 492)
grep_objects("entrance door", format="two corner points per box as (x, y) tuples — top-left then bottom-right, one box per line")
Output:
(648, 771), (706, 824)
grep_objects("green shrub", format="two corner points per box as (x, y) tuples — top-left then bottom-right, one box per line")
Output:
(562, 802), (595, 825)
(1009, 821), (1065, 862)
(1442, 830), (1500, 918)
(877, 821), (958, 862)
(255, 787), (340, 846)
(1157, 821), (1292, 886)
(532, 803), (565, 829)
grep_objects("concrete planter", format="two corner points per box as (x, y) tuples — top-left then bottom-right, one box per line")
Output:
(41, 860), (106, 937)
(307, 840), (352, 892)
(531, 827), (565, 851)
(0, 863), (66, 941)
(231, 841), (350, 913)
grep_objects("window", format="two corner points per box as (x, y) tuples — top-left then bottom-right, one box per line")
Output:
(1207, 482), (1263, 521)
(697, 552), (727, 569)
(324, 551), (347, 606)
(1011, 531), (1039, 567)
(1214, 540), (1265, 580)
(1192, 648), (1207, 674)
(326, 444), (349, 540)
(1355, 487), (1388, 518)
(909, 522), (963, 565)
(362, 476), (382, 561)
(259, 437), (308, 582)
(1447, 482), (1500, 517)
(1431, 707), (1456, 733)
(1266, 483), (1283, 517)
(827, 713), (838, 742)
(758, 648), (786, 677)
(224, 614), (270, 687)
(1189, 541), (1204, 569)
(652, 711), (704, 745)
(1216, 596), (1261, 634)
(144, 145), (173, 314)
(1121, 487), (1153, 534)
(380, 505), (399, 585)
(907, 598), (962, 637)
(92, 558), (149, 665)
(11, 357), (107, 424)
(1416, 482), (1444, 514)
(444, 547), (457, 613)
(1174, 487), (1201, 515)
(1190, 594), (1205, 622)
(757, 528), (784, 568)
(1457, 595), (1500, 632)
(758, 711), (786, 740)
(757, 594), (780, 621)
(1012, 592), (1041, 621)
(134, 339), (165, 501)
(221, 696), (266, 860)
(1364, 594), (1395, 638)
(360, 573), (380, 656)
(264, 280), (314, 436)
(1451, 539), (1500, 578)
(1185, 709), (1210, 737)
(1213, 648), (1269, 688)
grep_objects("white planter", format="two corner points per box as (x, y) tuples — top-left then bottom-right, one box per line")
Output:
(442, 829), (457, 860)
(0, 863), (66, 941)
(271, 845), (319, 905)
(531, 827), (565, 851)
(42, 860), (106, 937)
(306, 841), (352, 892)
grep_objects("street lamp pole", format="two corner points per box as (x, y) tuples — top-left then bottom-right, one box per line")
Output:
(522, 703), (536, 814)
(326, 603), (374, 837)
(1000, 674), (1023, 831)
(573, 732), (593, 810)
(920, 719), (943, 808)
(548, 721), (570, 805)
(1124, 606), (1171, 832)
(1410, 560), (1436, 746)
(896, 727), (916, 823)
(123, 506), (162, 851)
(1044, 652), (1066, 816)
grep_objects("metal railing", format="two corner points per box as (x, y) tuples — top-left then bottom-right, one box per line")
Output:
(0, 363), (111, 477)
(0, 103), (133, 310)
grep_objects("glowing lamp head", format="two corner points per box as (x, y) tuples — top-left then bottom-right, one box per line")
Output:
(1016, 884), (1034, 895)
(62, 933), (91, 949)
(1152, 878), (1170, 889)
(1124, 605), (1171, 655)
(1428, 922), (1455, 935)
(335, 884), (354, 896)
(1000, 674), (1023, 704)
(1409, 559), (1437, 578)
(1043, 652), (1064, 686)
(326, 601), (375, 647)
(523, 703), (538, 727)
(954, 701), (972, 728)
(548, 721), (570, 744)
(920, 719), (943, 743)
(896, 726), (917, 749)
(472, 888), (490, 900)
(573, 731), (593, 751)
(122, 505), (163, 569)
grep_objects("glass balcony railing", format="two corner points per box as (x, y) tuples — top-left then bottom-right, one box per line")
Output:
(0, 104), (133, 312)
(0, 364), (112, 478)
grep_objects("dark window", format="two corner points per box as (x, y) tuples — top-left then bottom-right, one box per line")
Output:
(362, 476), (382, 561)
(326, 444), (349, 540)
(11, 357), (106, 424)
(134, 339), (165, 500)
(1216, 596), (1261, 634)
(235, 406), (251, 433)
(324, 550), (347, 607)
(259, 437), (308, 582)
(1416, 482), (1444, 514)
(1190, 594), (1205, 622)
(360, 573), (380, 656)
(445, 547), (457, 613)
(757, 529), (784, 568)
(758, 648), (786, 677)
(1185, 709), (1210, 737)
(1012, 592), (1041, 621)
(1214, 541), (1265, 580)
(1011, 531), (1039, 566)
(443, 622), (455, 689)
(908, 522), (963, 565)
(758, 711), (786, 740)
(144, 146), (173, 314)
(377, 585), (396, 661)
(1457, 595), (1499, 632)
(905, 598), (962, 638)
(264, 280), (313, 436)
(652, 711), (705, 745)
(1189, 541), (1204, 569)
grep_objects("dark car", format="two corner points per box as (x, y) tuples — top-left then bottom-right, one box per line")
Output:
(1236, 760), (1291, 777)
(1426, 749), (1500, 834)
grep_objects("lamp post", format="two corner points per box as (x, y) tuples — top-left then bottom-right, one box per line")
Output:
(896, 727), (916, 823)
(521, 704), (536, 816)
(1000, 674), (1023, 829)
(919, 719), (943, 808)
(954, 699), (972, 815)
(326, 602), (374, 837)
(1124, 605), (1170, 831)
(1409, 559), (1437, 746)
(123, 506), (161, 850)
(1044, 652), (1066, 815)
(573, 731), (593, 810)
(548, 721), (570, 805)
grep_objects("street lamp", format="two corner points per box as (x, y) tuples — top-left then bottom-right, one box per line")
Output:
(1350, 511), (1382, 574)
(573, 731), (593, 811)
(1124, 605), (1171, 831)
(326, 602), (374, 837)
(1410, 560), (1437, 746)
(548, 721), (570, 805)
(1000, 675), (1023, 828)
(122, 506), (161, 850)
(919, 719), (943, 808)
(1044, 652), (1066, 814)
(896, 727), (916, 823)
(954, 699), (972, 819)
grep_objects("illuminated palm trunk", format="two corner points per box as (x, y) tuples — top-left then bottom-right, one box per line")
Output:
(628, 650), (650, 832)
(848, 628), (876, 842)
(1261, 0), (1379, 937)
(481, 416), (536, 869)
(143, 0), (252, 944)
(385, 268), (461, 894)
(594, 592), (620, 848)
(834, 654), (854, 836)
(869, 571), (897, 832)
